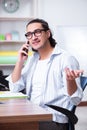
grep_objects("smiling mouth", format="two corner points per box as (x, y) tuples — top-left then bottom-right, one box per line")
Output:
(32, 40), (40, 45)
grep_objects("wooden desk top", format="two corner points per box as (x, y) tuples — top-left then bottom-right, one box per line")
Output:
(0, 98), (52, 123)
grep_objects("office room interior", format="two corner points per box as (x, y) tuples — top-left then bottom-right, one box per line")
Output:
(0, 0), (87, 130)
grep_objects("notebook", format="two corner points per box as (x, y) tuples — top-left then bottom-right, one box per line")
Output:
(0, 91), (27, 99)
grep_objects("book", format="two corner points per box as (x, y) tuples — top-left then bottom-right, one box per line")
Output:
(0, 91), (27, 99)
(0, 56), (17, 64)
(0, 51), (33, 65)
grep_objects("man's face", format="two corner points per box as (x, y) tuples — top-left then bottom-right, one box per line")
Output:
(26, 23), (50, 51)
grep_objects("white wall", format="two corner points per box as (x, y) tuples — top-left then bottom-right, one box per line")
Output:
(37, 0), (87, 26)
(37, 0), (87, 72)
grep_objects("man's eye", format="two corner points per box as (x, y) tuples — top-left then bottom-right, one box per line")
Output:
(36, 30), (41, 33)
(27, 33), (31, 36)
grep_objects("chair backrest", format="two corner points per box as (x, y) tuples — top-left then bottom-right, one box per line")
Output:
(0, 75), (9, 91)
(80, 76), (87, 90)
(46, 76), (87, 130)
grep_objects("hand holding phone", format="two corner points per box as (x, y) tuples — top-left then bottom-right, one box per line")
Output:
(23, 41), (29, 56)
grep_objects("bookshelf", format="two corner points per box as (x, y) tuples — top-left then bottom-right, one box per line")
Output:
(0, 0), (38, 75)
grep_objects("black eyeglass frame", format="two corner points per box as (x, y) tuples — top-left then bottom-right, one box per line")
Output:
(25, 28), (47, 39)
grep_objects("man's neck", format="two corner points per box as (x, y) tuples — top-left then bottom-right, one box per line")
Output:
(39, 45), (54, 60)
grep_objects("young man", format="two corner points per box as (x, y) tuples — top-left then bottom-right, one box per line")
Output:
(7, 18), (83, 130)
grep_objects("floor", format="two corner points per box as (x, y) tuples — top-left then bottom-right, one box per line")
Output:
(75, 106), (87, 130)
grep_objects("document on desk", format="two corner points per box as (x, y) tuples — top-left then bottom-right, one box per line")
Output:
(0, 91), (28, 98)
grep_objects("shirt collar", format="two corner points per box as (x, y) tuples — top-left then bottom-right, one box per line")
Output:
(33, 44), (64, 60)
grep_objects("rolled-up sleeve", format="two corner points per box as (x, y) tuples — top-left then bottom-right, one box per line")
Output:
(6, 74), (25, 92)
(62, 85), (83, 105)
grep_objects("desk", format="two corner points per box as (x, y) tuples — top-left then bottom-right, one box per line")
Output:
(0, 98), (52, 130)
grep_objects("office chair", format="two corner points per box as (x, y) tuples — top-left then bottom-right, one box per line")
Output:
(46, 76), (87, 130)
(0, 73), (9, 91)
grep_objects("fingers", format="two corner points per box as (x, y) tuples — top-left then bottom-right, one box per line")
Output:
(65, 67), (84, 80)
(19, 43), (29, 56)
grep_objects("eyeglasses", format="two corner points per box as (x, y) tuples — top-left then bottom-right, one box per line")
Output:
(25, 29), (46, 39)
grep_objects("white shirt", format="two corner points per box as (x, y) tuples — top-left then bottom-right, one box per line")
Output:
(6, 44), (83, 123)
(31, 59), (49, 104)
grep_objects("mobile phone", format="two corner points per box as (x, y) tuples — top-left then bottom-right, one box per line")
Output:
(23, 41), (29, 56)
(27, 41), (29, 45)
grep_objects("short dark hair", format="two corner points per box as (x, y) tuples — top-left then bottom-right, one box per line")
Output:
(26, 18), (57, 48)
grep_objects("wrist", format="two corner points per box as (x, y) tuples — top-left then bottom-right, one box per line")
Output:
(16, 60), (24, 67)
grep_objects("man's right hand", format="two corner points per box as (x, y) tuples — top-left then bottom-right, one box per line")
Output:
(17, 42), (29, 63)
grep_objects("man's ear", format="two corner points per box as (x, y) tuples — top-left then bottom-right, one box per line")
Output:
(47, 30), (51, 38)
